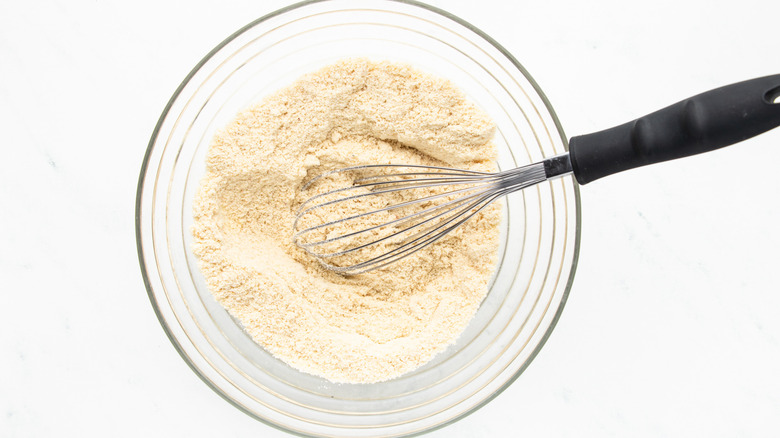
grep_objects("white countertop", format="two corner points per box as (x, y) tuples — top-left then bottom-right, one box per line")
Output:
(2, 0), (779, 436)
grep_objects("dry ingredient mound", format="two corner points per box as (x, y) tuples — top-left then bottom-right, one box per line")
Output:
(192, 59), (501, 383)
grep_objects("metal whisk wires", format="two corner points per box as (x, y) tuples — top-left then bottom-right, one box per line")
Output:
(292, 157), (569, 275)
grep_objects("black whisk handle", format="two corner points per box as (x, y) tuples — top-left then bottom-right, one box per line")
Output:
(568, 74), (780, 185)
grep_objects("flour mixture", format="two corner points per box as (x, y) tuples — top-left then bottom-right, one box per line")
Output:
(192, 59), (501, 383)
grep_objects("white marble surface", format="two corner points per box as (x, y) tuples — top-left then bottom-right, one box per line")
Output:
(2, 0), (779, 436)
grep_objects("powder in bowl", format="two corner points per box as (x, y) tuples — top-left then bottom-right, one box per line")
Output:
(192, 58), (501, 383)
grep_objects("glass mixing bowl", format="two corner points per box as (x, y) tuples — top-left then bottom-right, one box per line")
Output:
(136, 0), (581, 436)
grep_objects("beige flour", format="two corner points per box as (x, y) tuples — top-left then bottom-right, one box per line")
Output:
(192, 59), (501, 383)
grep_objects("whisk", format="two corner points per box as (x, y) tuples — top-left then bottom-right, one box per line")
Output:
(294, 74), (780, 274)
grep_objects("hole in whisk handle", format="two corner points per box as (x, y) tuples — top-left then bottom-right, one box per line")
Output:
(764, 85), (780, 104)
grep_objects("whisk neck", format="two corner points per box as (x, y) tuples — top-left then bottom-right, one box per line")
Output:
(543, 153), (573, 179)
